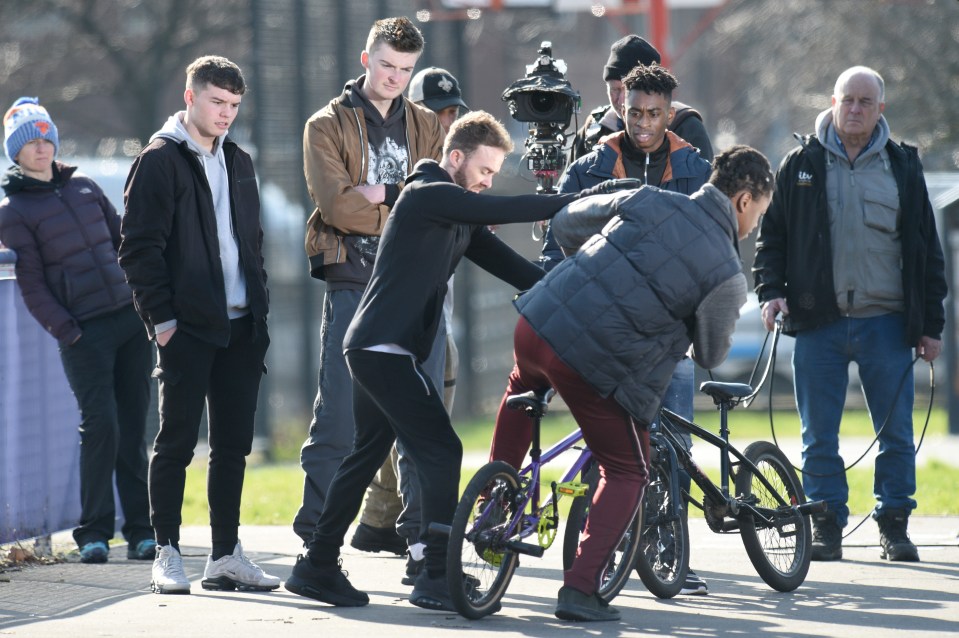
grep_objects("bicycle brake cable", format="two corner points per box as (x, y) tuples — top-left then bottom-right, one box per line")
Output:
(770, 355), (934, 478)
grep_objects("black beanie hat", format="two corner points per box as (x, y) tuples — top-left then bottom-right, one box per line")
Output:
(603, 35), (661, 81)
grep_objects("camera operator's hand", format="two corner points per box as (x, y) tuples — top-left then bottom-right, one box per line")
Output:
(577, 178), (642, 199)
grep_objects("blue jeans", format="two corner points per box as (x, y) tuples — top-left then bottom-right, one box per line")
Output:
(793, 314), (916, 528)
(652, 357), (695, 493)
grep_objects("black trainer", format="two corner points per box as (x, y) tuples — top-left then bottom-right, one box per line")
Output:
(811, 511), (843, 561)
(554, 585), (620, 622)
(284, 555), (369, 607)
(350, 523), (407, 556)
(410, 570), (455, 612)
(875, 509), (920, 562)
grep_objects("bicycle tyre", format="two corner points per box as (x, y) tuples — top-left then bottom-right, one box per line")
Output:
(633, 456), (689, 599)
(561, 464), (591, 571)
(447, 461), (521, 619)
(561, 464), (642, 602)
(735, 441), (812, 592)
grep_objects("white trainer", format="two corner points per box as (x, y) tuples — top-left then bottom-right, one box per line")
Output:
(151, 545), (190, 594)
(201, 541), (281, 591)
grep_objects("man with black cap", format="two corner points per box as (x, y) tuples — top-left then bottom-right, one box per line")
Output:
(570, 34), (713, 163)
(409, 66), (469, 134)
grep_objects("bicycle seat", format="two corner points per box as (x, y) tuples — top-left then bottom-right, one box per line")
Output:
(699, 381), (753, 403)
(505, 388), (555, 418)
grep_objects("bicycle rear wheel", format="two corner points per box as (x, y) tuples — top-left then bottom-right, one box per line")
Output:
(447, 461), (521, 619)
(561, 464), (642, 602)
(634, 456), (688, 599)
(735, 441), (811, 592)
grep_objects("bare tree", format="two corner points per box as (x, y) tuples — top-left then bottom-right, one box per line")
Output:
(0, 0), (251, 153)
(679, 0), (959, 170)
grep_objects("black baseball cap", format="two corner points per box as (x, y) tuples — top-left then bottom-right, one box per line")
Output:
(408, 67), (469, 111)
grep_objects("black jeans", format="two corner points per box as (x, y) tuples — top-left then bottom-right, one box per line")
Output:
(308, 349), (462, 575)
(58, 305), (152, 547)
(149, 315), (268, 547)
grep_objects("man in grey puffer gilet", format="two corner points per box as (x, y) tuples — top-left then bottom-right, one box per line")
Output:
(489, 146), (774, 621)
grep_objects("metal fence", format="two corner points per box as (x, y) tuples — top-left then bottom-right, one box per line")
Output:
(0, 252), (83, 543)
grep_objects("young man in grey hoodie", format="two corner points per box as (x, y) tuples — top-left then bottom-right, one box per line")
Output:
(119, 55), (278, 595)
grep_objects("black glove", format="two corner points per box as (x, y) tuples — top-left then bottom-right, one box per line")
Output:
(576, 178), (642, 199)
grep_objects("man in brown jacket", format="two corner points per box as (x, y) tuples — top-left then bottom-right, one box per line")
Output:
(294, 16), (445, 576)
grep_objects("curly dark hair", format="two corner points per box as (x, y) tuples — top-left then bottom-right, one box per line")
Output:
(366, 16), (424, 54)
(186, 55), (245, 95)
(709, 145), (774, 200)
(622, 63), (678, 100)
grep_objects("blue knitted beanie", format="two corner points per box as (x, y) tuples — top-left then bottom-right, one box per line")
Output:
(3, 97), (59, 163)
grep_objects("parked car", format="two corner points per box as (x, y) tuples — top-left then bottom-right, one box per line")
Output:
(709, 292), (795, 389)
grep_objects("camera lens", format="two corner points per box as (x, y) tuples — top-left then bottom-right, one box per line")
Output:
(530, 93), (557, 114)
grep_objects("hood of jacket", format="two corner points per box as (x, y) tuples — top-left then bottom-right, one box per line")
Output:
(2, 161), (77, 196)
(151, 111), (224, 158)
(814, 108), (891, 162)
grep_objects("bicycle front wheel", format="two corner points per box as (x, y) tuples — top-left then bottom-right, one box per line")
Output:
(562, 464), (642, 603)
(447, 461), (521, 619)
(735, 441), (811, 592)
(634, 456), (689, 599)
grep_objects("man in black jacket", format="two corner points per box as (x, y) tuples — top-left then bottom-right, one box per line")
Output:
(119, 55), (278, 595)
(754, 66), (947, 564)
(285, 111), (625, 612)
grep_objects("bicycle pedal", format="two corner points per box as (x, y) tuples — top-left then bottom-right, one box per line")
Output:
(555, 481), (589, 497)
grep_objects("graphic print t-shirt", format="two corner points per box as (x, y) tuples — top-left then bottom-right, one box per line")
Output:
(326, 79), (410, 290)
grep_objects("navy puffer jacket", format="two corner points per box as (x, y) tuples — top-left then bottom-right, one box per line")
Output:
(0, 162), (132, 345)
(516, 185), (742, 425)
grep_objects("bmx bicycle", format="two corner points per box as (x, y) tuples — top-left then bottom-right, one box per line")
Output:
(627, 379), (827, 598)
(433, 388), (641, 619)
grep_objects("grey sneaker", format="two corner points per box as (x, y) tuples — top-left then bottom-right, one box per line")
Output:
(875, 509), (920, 562)
(555, 585), (620, 622)
(679, 569), (708, 595)
(201, 541), (281, 591)
(811, 511), (843, 561)
(151, 545), (190, 594)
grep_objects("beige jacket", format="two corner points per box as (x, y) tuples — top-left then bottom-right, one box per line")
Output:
(303, 84), (444, 278)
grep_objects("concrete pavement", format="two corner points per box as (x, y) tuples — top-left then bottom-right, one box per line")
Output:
(2, 517), (958, 637)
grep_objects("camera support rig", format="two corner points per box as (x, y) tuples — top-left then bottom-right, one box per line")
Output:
(502, 42), (580, 194)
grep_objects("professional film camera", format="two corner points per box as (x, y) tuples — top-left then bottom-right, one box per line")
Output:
(502, 41), (580, 194)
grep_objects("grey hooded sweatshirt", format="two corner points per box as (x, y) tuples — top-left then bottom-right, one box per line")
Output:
(814, 109), (903, 317)
(151, 112), (249, 334)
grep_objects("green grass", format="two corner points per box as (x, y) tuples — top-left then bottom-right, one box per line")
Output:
(182, 408), (956, 525)
(452, 407), (949, 451)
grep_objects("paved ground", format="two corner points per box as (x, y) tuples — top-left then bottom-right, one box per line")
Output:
(2, 516), (958, 638)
